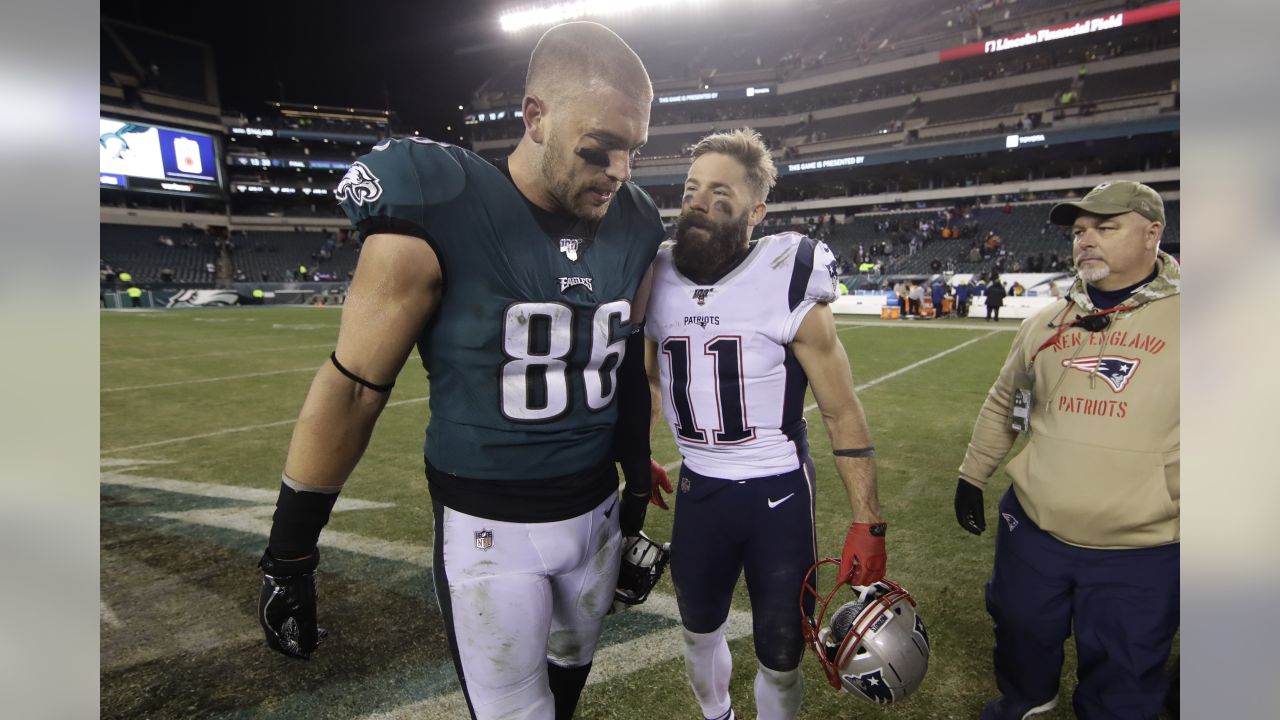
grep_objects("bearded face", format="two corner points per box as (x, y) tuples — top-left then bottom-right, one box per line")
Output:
(672, 206), (751, 283)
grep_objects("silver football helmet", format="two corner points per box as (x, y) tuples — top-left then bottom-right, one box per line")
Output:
(609, 532), (670, 614)
(800, 559), (930, 704)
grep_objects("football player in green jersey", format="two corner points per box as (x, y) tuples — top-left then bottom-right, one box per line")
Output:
(256, 22), (667, 720)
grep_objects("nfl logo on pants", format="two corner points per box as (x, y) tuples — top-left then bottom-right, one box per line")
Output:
(474, 529), (494, 551)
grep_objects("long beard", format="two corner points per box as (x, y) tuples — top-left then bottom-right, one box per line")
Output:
(673, 210), (750, 283)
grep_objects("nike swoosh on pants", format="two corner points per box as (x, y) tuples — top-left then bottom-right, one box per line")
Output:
(767, 493), (795, 509)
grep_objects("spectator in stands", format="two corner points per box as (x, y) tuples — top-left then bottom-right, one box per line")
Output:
(984, 275), (1007, 321)
(968, 244), (982, 264)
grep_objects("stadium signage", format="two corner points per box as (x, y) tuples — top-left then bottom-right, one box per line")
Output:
(985, 14), (1123, 53)
(1005, 133), (1046, 148)
(786, 155), (865, 172)
(656, 85), (776, 105)
(659, 91), (720, 104)
(465, 110), (522, 125)
(232, 183), (330, 196)
(230, 127), (276, 137)
(160, 182), (194, 192)
(939, 1), (1180, 62)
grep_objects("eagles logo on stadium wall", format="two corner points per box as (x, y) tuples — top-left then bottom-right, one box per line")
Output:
(474, 529), (494, 551)
(335, 161), (383, 206)
(559, 237), (581, 262)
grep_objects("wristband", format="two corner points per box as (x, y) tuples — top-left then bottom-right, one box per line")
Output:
(267, 480), (340, 560)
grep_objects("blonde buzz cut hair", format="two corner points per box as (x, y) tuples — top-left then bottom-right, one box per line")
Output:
(525, 21), (653, 109)
(690, 128), (778, 203)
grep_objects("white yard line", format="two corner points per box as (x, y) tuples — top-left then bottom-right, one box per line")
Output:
(845, 330), (999, 394)
(662, 330), (1000, 473)
(102, 354), (421, 393)
(102, 463), (745, 720)
(99, 395), (429, 454)
(102, 367), (317, 393)
(834, 319), (1018, 332)
(360, 592), (753, 720)
(101, 472), (392, 510)
(100, 343), (336, 365)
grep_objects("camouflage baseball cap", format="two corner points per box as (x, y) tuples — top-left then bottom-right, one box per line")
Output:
(1049, 180), (1165, 226)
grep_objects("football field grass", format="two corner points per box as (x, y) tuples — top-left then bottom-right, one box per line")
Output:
(100, 306), (1146, 719)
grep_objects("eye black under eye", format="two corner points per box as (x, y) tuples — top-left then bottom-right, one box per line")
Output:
(575, 148), (610, 167)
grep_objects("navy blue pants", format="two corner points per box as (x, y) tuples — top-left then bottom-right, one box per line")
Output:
(984, 488), (1179, 720)
(670, 461), (817, 671)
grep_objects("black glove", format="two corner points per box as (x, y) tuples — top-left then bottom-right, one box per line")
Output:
(258, 549), (327, 659)
(619, 489), (649, 537)
(954, 478), (986, 535)
(619, 458), (653, 536)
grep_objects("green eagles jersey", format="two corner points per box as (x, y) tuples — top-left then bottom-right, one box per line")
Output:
(337, 138), (664, 484)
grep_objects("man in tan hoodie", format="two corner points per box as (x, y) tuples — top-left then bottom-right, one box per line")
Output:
(954, 181), (1179, 720)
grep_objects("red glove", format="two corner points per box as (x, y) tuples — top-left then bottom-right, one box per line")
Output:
(837, 522), (887, 586)
(649, 459), (673, 510)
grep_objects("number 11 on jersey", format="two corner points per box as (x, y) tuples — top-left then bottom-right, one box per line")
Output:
(661, 336), (756, 445)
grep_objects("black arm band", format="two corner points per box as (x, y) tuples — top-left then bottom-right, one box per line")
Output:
(613, 328), (653, 496)
(266, 481), (340, 561)
(330, 352), (394, 393)
(833, 446), (876, 458)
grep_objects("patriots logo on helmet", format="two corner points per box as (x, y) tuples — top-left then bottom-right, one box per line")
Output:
(335, 161), (383, 206)
(1060, 355), (1140, 392)
(843, 668), (895, 704)
(913, 614), (930, 650)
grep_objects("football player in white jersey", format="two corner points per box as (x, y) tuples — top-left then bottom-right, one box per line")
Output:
(642, 129), (887, 720)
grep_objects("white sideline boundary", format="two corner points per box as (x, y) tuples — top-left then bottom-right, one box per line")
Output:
(102, 366), (317, 393)
(100, 462), (750, 720)
(835, 319), (1019, 332)
(102, 354), (421, 393)
(361, 591), (754, 720)
(100, 343), (337, 365)
(662, 329), (1000, 473)
(100, 324), (1000, 715)
(100, 394), (429, 454)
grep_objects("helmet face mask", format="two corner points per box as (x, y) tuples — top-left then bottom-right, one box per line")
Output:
(800, 559), (930, 704)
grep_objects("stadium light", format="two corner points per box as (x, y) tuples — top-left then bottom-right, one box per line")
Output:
(499, 0), (683, 33)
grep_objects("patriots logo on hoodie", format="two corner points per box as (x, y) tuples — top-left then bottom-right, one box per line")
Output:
(1061, 355), (1140, 393)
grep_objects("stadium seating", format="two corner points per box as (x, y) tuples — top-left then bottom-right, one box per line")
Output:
(805, 198), (1181, 277)
(100, 224), (360, 285)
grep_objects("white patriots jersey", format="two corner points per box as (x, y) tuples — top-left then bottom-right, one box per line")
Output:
(645, 232), (839, 480)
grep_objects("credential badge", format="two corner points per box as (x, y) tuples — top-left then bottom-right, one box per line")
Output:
(474, 529), (494, 551)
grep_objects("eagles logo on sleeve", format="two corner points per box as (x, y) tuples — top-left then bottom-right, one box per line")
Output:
(335, 161), (383, 206)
